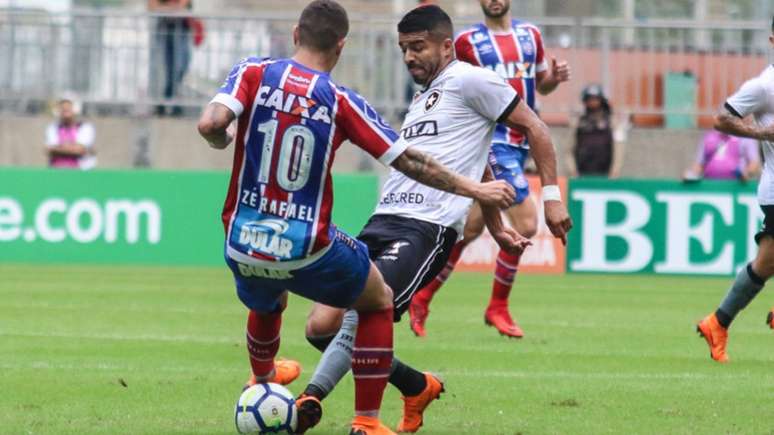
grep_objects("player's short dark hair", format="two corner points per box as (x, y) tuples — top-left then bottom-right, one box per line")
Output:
(297, 0), (349, 51)
(397, 5), (453, 40)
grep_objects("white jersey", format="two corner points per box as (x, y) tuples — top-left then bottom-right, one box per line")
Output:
(373, 60), (519, 233)
(725, 65), (774, 205)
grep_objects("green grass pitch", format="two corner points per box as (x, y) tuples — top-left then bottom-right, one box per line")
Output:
(1, 264), (773, 434)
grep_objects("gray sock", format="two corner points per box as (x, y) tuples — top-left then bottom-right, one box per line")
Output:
(717, 263), (766, 327)
(307, 309), (359, 398)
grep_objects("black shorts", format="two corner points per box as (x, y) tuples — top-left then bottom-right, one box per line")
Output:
(755, 205), (774, 244)
(357, 214), (458, 321)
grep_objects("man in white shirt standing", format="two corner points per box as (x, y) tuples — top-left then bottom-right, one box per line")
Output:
(697, 16), (774, 363)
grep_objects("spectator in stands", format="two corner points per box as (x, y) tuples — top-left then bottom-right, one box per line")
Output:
(45, 98), (96, 170)
(683, 131), (760, 181)
(567, 84), (627, 178)
(149, 0), (192, 117)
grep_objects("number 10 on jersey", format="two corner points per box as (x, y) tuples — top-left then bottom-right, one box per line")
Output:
(256, 119), (315, 192)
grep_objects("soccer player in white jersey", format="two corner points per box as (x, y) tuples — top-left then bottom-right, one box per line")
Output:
(697, 16), (774, 363)
(410, 0), (571, 339)
(294, 5), (572, 433)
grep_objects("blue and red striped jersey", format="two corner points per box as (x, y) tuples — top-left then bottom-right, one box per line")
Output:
(212, 57), (406, 267)
(454, 19), (547, 148)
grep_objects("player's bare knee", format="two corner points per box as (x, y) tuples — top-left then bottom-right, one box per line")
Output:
(463, 223), (484, 241)
(520, 218), (538, 239)
(753, 239), (774, 279)
(305, 305), (343, 338)
(377, 284), (394, 310)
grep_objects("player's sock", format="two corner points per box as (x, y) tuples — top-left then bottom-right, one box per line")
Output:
(246, 310), (282, 379)
(489, 250), (521, 308)
(305, 310), (358, 400)
(414, 240), (467, 305)
(352, 307), (393, 417)
(303, 311), (424, 400)
(388, 359), (428, 397)
(716, 263), (766, 328)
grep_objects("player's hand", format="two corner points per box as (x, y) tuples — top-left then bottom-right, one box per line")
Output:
(225, 123), (236, 144)
(550, 57), (571, 83)
(491, 227), (532, 256)
(474, 180), (515, 209)
(544, 200), (572, 245)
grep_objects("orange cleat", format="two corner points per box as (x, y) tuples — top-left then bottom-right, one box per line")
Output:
(295, 394), (323, 434)
(349, 415), (396, 435)
(767, 309), (774, 329)
(696, 313), (729, 363)
(484, 305), (524, 338)
(408, 298), (429, 337)
(396, 373), (444, 433)
(244, 359), (302, 389)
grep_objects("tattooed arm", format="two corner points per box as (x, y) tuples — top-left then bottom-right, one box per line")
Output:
(715, 107), (774, 141)
(197, 102), (236, 149)
(390, 147), (515, 208)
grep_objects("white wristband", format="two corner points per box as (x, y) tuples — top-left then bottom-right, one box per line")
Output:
(542, 185), (562, 202)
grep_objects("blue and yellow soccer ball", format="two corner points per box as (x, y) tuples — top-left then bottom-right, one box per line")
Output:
(235, 383), (297, 434)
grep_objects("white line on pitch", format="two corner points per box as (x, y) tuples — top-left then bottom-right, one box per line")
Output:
(1, 362), (772, 383)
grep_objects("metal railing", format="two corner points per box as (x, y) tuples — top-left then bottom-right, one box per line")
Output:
(1, 8), (772, 123)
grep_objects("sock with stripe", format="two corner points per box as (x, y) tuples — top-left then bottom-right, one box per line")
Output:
(352, 307), (393, 416)
(489, 250), (521, 309)
(246, 309), (281, 380)
(413, 240), (467, 306)
(716, 263), (766, 328)
(304, 310), (358, 400)
(304, 310), (426, 400)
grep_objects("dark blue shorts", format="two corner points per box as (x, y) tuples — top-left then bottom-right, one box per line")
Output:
(488, 143), (530, 206)
(225, 230), (371, 313)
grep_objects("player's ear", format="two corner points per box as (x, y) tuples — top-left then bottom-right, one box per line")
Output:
(442, 38), (454, 56)
(335, 37), (347, 56)
(292, 24), (300, 47)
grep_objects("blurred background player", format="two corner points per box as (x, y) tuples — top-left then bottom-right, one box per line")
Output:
(297, 5), (571, 433)
(45, 97), (97, 170)
(682, 130), (760, 181)
(696, 15), (774, 363)
(567, 84), (627, 179)
(410, 0), (571, 338)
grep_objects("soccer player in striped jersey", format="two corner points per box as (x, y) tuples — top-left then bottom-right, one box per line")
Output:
(197, 2), (516, 433)
(410, 0), (572, 339)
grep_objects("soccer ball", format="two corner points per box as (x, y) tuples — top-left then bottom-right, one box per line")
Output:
(234, 383), (297, 434)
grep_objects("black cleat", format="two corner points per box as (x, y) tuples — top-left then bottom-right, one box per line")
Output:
(766, 310), (774, 329)
(295, 395), (323, 434)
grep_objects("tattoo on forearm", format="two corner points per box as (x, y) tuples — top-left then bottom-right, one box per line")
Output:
(394, 149), (459, 194)
(716, 112), (761, 139)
